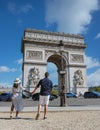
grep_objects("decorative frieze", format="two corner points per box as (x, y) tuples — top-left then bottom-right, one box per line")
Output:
(70, 54), (84, 63)
(25, 31), (84, 44)
(26, 50), (43, 60)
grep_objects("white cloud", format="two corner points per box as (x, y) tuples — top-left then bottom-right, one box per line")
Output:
(87, 68), (100, 87)
(84, 55), (100, 86)
(0, 82), (12, 88)
(7, 2), (33, 14)
(45, 0), (99, 34)
(47, 56), (100, 86)
(85, 55), (100, 69)
(95, 33), (100, 39)
(0, 66), (17, 72)
(16, 58), (23, 64)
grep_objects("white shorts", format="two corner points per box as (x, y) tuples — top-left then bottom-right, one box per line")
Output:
(39, 95), (50, 106)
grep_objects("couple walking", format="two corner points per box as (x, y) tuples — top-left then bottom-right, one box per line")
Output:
(10, 72), (53, 120)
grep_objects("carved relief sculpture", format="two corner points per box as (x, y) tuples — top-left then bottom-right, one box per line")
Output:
(70, 54), (84, 63)
(26, 50), (43, 60)
(73, 70), (84, 87)
(28, 67), (40, 87)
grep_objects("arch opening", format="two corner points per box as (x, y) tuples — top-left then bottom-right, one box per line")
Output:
(47, 62), (58, 85)
(47, 54), (67, 70)
(47, 54), (67, 87)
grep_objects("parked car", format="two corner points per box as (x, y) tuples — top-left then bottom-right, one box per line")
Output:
(0, 92), (12, 101)
(32, 93), (58, 101)
(51, 94), (58, 99)
(49, 94), (58, 101)
(66, 92), (77, 98)
(32, 93), (40, 101)
(22, 91), (31, 99)
(84, 91), (100, 98)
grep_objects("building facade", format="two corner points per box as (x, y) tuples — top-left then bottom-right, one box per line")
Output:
(21, 29), (87, 95)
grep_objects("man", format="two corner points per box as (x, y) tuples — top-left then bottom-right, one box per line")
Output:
(31, 72), (53, 120)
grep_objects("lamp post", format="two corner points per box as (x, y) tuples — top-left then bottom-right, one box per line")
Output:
(59, 40), (66, 107)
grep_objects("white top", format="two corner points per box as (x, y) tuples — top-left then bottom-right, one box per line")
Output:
(12, 85), (25, 111)
(12, 85), (25, 97)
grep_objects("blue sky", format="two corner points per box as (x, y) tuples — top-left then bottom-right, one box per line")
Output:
(0, 0), (100, 87)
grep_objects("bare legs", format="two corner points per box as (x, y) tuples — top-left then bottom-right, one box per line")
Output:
(44, 104), (48, 119)
(35, 104), (48, 120)
(15, 111), (19, 117)
(10, 103), (19, 119)
(37, 104), (41, 114)
(10, 103), (14, 118)
(35, 104), (41, 120)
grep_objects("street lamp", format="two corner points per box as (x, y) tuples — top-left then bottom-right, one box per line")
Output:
(59, 40), (66, 107)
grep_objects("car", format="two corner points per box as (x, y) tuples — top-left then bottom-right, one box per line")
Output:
(22, 93), (31, 98)
(32, 93), (40, 101)
(84, 91), (100, 98)
(51, 94), (58, 99)
(22, 91), (31, 99)
(49, 94), (58, 101)
(0, 92), (12, 101)
(32, 93), (58, 101)
(66, 92), (77, 98)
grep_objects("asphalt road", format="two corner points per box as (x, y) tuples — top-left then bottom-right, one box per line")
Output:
(1, 97), (100, 107)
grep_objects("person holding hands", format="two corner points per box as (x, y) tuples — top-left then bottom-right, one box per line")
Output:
(10, 78), (30, 119)
(31, 72), (53, 120)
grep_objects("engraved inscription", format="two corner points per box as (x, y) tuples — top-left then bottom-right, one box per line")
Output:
(26, 51), (43, 60)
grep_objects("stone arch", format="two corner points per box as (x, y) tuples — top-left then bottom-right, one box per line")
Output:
(47, 54), (66, 70)
(46, 52), (71, 90)
(21, 29), (87, 95)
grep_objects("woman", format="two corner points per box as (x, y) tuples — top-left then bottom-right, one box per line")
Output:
(10, 78), (30, 119)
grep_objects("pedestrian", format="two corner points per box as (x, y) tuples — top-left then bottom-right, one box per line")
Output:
(31, 72), (53, 120)
(10, 78), (30, 119)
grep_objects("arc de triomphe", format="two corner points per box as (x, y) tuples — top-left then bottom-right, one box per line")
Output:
(21, 29), (88, 95)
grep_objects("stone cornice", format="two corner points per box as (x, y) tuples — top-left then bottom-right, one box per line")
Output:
(24, 28), (84, 39)
(68, 64), (87, 68)
(21, 38), (87, 53)
(23, 61), (47, 66)
(24, 30), (84, 44)
(22, 61), (86, 68)
(21, 29), (87, 53)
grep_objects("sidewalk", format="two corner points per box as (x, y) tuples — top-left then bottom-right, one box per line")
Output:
(0, 106), (100, 112)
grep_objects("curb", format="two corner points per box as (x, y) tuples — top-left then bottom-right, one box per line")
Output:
(0, 106), (100, 112)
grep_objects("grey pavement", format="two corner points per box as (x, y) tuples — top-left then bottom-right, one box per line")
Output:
(1, 97), (100, 112)
(1, 106), (100, 112)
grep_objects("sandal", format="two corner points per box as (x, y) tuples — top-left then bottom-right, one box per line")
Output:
(43, 117), (47, 120)
(15, 116), (21, 119)
(35, 114), (40, 120)
(10, 115), (12, 119)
